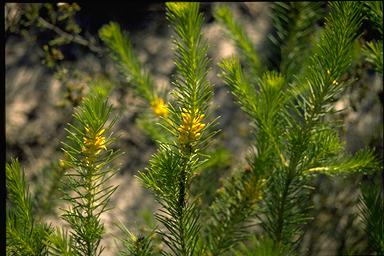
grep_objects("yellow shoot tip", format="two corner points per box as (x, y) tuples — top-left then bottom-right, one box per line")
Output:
(96, 129), (106, 137)
(178, 108), (206, 145)
(59, 159), (66, 168)
(82, 126), (107, 158)
(167, 2), (190, 13)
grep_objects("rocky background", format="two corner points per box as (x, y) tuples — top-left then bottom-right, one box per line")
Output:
(5, 3), (383, 255)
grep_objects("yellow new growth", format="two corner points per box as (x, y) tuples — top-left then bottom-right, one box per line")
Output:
(151, 97), (169, 117)
(82, 126), (107, 158)
(58, 160), (65, 170)
(168, 2), (189, 12)
(178, 108), (206, 144)
(326, 69), (338, 85)
(244, 177), (267, 202)
(266, 73), (284, 89)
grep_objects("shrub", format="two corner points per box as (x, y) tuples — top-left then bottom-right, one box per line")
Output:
(6, 2), (383, 255)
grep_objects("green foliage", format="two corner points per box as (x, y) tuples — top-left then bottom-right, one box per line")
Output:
(268, 2), (323, 80)
(363, 41), (383, 73)
(164, 2), (215, 139)
(232, 236), (281, 256)
(99, 22), (155, 103)
(6, 86), (123, 255)
(139, 145), (202, 255)
(6, 2), (383, 256)
(263, 1), (377, 251)
(293, 2), (363, 119)
(218, 1), (381, 254)
(364, 1), (383, 36)
(32, 160), (67, 217)
(358, 180), (384, 255)
(361, 1), (383, 74)
(205, 168), (265, 255)
(28, 78), (115, 220)
(138, 3), (217, 255)
(213, 4), (261, 75)
(261, 171), (312, 253)
(60, 93), (122, 255)
(45, 228), (74, 256)
(88, 78), (115, 99)
(190, 147), (231, 207)
(118, 224), (155, 256)
(219, 60), (288, 162)
(204, 66), (287, 253)
(218, 57), (258, 117)
(99, 21), (172, 145)
(304, 148), (379, 176)
(6, 159), (52, 255)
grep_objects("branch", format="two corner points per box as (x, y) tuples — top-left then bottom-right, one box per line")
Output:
(37, 16), (103, 54)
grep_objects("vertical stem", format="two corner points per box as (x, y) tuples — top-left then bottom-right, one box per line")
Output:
(86, 167), (94, 256)
(84, 164), (97, 256)
(178, 167), (187, 254)
(274, 118), (312, 246)
(381, 169), (384, 196)
(176, 146), (193, 255)
(275, 159), (299, 246)
(275, 176), (291, 244)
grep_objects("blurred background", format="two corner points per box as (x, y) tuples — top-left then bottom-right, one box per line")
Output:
(5, 2), (383, 255)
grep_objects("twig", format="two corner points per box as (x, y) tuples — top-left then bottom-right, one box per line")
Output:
(37, 16), (103, 54)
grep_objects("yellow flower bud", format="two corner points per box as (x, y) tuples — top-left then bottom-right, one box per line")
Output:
(151, 97), (169, 117)
(59, 159), (66, 168)
(178, 108), (206, 145)
(81, 125), (108, 161)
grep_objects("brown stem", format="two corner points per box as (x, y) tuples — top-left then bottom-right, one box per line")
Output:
(37, 16), (103, 54)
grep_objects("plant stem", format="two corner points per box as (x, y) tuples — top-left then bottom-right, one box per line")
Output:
(37, 16), (103, 54)
(177, 151), (190, 255)
(178, 170), (187, 254)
